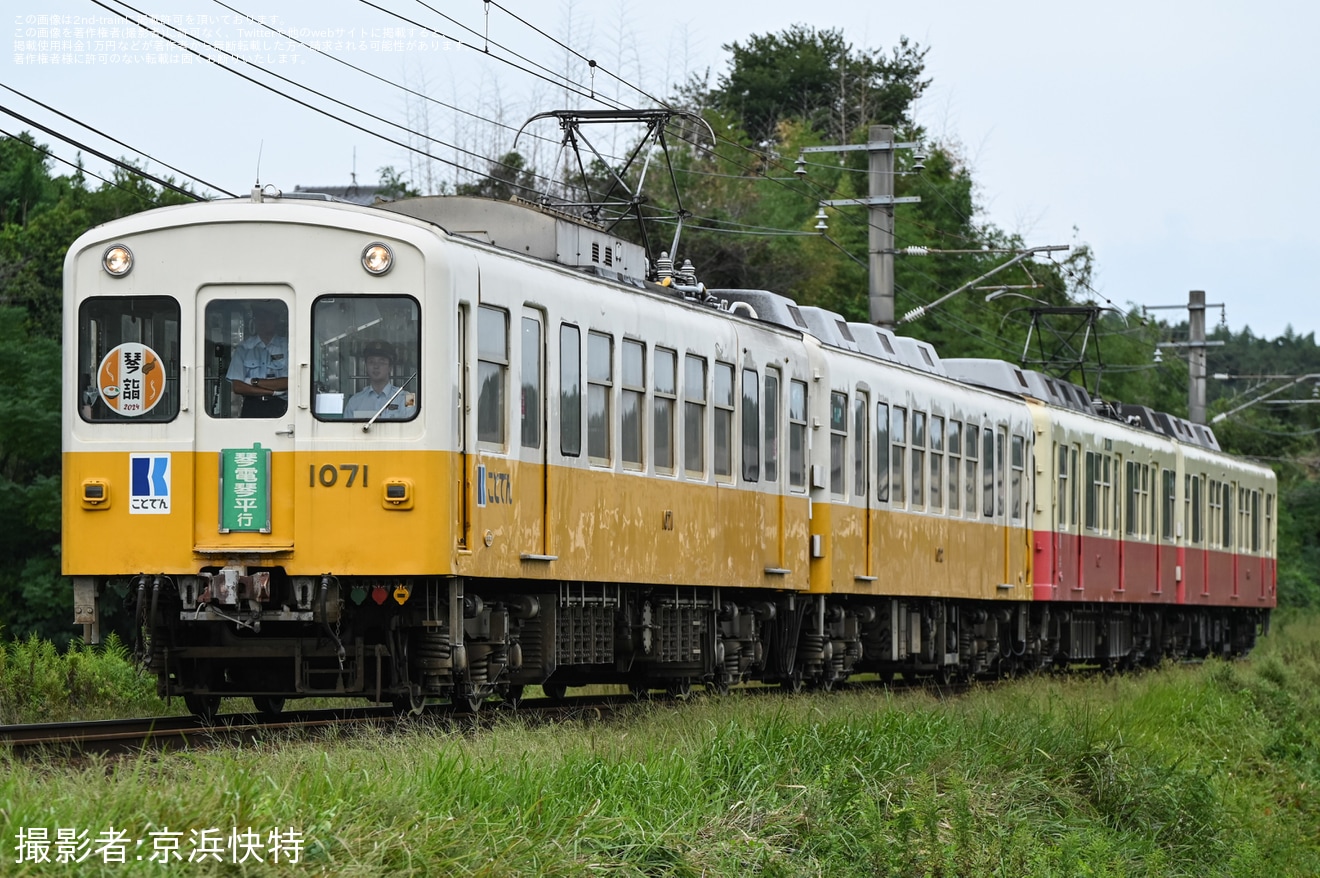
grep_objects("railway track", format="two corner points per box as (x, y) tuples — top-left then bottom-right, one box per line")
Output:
(0, 696), (636, 758)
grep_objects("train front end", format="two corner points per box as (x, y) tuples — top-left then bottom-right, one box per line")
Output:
(63, 194), (462, 716)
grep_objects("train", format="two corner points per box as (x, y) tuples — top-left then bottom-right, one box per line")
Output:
(63, 189), (1276, 719)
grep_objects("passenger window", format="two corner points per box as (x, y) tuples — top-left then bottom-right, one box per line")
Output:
(891, 406), (907, 506)
(830, 391), (847, 495)
(654, 347), (676, 472)
(621, 339), (644, 469)
(714, 362), (734, 478)
(788, 380), (807, 490)
(764, 368), (780, 483)
(476, 306), (508, 443)
(588, 331), (613, 463)
(965, 424), (979, 517)
(946, 420), (961, 514)
(684, 355), (706, 475)
(853, 394), (868, 498)
(911, 411), (926, 510)
(313, 296), (419, 422)
(742, 368), (760, 482)
(560, 325), (581, 457)
(875, 402), (890, 503)
(78, 296), (181, 422)
(930, 415), (944, 510)
(521, 317), (541, 449)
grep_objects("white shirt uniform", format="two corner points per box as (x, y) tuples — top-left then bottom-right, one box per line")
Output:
(226, 335), (289, 398)
(346, 383), (416, 419)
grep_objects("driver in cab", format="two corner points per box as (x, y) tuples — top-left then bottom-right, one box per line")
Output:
(347, 340), (416, 419)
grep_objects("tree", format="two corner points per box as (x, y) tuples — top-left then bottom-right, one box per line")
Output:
(711, 26), (929, 146)
(455, 151), (539, 202)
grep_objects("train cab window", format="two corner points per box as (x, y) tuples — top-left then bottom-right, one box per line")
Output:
(714, 362), (734, 479)
(684, 355), (707, 475)
(911, 411), (926, 510)
(853, 394), (868, 498)
(654, 347), (676, 472)
(764, 368), (780, 483)
(891, 406), (907, 506)
(78, 296), (181, 422)
(788, 380), (807, 490)
(742, 368), (760, 482)
(476, 306), (508, 443)
(208, 298), (290, 420)
(965, 424), (979, 517)
(621, 339), (644, 469)
(930, 415), (944, 511)
(311, 297), (419, 423)
(947, 420), (961, 514)
(588, 331), (613, 463)
(829, 392), (847, 495)
(875, 402), (890, 503)
(560, 325), (582, 456)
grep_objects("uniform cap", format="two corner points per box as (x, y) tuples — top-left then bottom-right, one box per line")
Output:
(363, 340), (394, 362)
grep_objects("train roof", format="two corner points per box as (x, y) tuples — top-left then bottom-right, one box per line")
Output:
(362, 195), (1224, 452)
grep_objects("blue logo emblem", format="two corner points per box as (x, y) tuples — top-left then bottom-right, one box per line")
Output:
(129, 453), (171, 514)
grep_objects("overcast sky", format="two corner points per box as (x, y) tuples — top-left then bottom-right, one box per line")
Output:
(7, 0), (1317, 341)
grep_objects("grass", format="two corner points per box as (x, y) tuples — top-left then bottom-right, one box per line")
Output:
(2, 613), (1319, 875)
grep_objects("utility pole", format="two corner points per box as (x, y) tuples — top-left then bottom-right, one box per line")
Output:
(1148, 290), (1224, 425)
(802, 126), (921, 328)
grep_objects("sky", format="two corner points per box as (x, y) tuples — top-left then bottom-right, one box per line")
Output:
(6, 0), (1318, 341)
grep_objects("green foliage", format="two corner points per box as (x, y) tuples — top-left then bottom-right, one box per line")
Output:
(711, 25), (930, 146)
(0, 631), (162, 724)
(454, 150), (538, 201)
(0, 133), (194, 644)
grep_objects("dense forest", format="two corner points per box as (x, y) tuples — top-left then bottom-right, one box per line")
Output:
(2, 25), (1318, 644)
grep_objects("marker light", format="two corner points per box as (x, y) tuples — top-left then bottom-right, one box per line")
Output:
(362, 242), (393, 275)
(103, 245), (133, 276)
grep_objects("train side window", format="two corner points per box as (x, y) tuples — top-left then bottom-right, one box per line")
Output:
(853, 393), (868, 499)
(560, 324), (581, 457)
(891, 406), (907, 506)
(1010, 434), (1025, 521)
(312, 296), (419, 423)
(1125, 461), (1137, 536)
(1190, 474), (1204, 545)
(764, 368), (780, 483)
(654, 347), (676, 473)
(742, 368), (760, 482)
(875, 402), (890, 503)
(1251, 489), (1260, 553)
(476, 305), (508, 444)
(947, 420), (961, 514)
(684, 355), (707, 476)
(930, 415), (944, 511)
(982, 427), (995, 519)
(521, 316), (541, 449)
(587, 331), (613, 464)
(964, 423), (979, 517)
(1222, 482), (1233, 549)
(621, 339), (644, 469)
(1161, 469), (1176, 540)
(829, 391), (847, 496)
(1265, 492), (1273, 555)
(78, 296), (181, 422)
(997, 428), (1008, 519)
(911, 411), (926, 510)
(714, 362), (734, 479)
(788, 379), (807, 490)
(1057, 443), (1069, 527)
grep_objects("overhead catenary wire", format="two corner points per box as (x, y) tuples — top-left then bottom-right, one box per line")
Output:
(0, 124), (170, 209)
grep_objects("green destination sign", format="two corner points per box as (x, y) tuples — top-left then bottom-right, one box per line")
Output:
(219, 444), (271, 533)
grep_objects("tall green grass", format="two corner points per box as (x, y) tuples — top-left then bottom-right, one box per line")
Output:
(0, 633), (166, 724)
(3, 612), (1319, 875)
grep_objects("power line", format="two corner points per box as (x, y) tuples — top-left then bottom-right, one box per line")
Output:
(0, 125), (167, 209)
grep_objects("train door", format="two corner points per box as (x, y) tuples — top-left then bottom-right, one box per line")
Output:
(518, 308), (552, 560)
(194, 286), (298, 551)
(855, 389), (873, 578)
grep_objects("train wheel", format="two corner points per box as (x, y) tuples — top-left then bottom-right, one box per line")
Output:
(184, 694), (221, 724)
(542, 681), (568, 701)
(500, 684), (526, 708)
(934, 666), (955, 687)
(666, 679), (693, 700)
(392, 689), (425, 716)
(454, 685), (488, 714)
(707, 675), (731, 697)
(251, 696), (285, 718)
(780, 670), (805, 694)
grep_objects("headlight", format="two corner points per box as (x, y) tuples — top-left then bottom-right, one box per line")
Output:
(103, 245), (133, 276)
(362, 242), (393, 275)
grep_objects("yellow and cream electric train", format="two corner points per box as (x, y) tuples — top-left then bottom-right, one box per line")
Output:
(64, 192), (1275, 718)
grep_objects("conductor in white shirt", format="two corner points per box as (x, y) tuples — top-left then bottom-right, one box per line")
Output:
(346, 340), (416, 419)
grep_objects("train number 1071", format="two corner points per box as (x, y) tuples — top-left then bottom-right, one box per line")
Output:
(310, 463), (369, 488)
